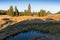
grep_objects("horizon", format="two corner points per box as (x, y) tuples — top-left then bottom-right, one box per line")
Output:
(0, 0), (60, 13)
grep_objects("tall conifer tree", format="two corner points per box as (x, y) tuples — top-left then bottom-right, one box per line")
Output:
(15, 6), (19, 16)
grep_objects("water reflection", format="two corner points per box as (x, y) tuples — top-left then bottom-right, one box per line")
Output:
(6, 31), (49, 40)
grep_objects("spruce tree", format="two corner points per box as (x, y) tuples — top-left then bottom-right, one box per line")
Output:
(8, 6), (14, 16)
(24, 10), (27, 16)
(39, 10), (46, 17)
(28, 4), (31, 16)
(15, 6), (19, 16)
(7, 10), (9, 15)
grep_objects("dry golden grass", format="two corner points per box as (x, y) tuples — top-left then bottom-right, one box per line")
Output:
(42, 14), (60, 21)
(0, 14), (60, 30)
(0, 14), (60, 24)
(0, 15), (40, 23)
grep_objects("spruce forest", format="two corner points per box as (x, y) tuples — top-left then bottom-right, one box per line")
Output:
(0, 4), (59, 17)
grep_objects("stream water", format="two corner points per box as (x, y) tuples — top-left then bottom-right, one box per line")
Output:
(6, 31), (50, 40)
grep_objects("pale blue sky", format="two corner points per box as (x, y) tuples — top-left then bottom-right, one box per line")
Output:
(0, 0), (60, 13)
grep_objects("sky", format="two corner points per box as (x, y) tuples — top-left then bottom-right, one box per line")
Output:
(0, 0), (60, 13)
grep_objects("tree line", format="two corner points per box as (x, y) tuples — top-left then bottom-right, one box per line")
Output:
(0, 4), (60, 17)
